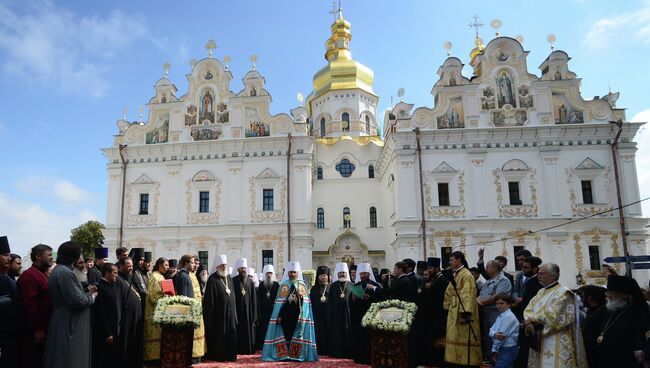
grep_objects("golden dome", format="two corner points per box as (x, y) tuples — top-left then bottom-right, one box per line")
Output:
(469, 35), (485, 62)
(308, 9), (376, 106)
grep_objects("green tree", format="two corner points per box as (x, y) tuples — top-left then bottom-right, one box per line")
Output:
(71, 220), (106, 257)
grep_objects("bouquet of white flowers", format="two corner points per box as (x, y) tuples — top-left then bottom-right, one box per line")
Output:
(361, 299), (417, 334)
(152, 295), (202, 329)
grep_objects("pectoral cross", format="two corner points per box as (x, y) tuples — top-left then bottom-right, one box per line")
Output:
(163, 62), (170, 78)
(205, 39), (217, 59)
(469, 14), (483, 37)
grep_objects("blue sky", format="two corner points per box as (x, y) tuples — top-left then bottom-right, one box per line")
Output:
(1, 0), (649, 257)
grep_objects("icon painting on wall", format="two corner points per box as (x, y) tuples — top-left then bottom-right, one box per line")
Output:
(246, 121), (270, 137)
(216, 103), (229, 123)
(146, 114), (169, 144)
(437, 97), (465, 129)
(200, 90), (215, 124)
(491, 110), (527, 127)
(191, 122), (222, 141)
(185, 105), (197, 126)
(552, 93), (583, 124)
(496, 71), (516, 108)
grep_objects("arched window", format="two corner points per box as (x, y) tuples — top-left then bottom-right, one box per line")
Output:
(369, 207), (377, 228)
(320, 117), (326, 137)
(342, 112), (350, 132)
(343, 207), (351, 228)
(335, 159), (356, 178)
(365, 115), (371, 133)
(317, 166), (323, 180)
(368, 165), (375, 178)
(317, 208), (325, 229)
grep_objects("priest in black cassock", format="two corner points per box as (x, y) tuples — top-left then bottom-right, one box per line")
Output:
(116, 260), (143, 368)
(203, 255), (238, 362)
(93, 263), (121, 368)
(232, 258), (258, 354)
(309, 265), (331, 355)
(350, 263), (381, 364)
(327, 262), (352, 358)
(128, 248), (148, 310)
(0, 236), (21, 367)
(423, 257), (449, 367)
(88, 247), (109, 285)
(257, 264), (279, 350)
(592, 275), (649, 368)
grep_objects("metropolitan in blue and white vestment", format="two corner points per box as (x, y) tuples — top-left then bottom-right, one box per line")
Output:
(262, 261), (318, 362)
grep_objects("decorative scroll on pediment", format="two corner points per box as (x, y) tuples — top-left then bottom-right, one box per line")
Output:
(256, 168), (280, 179)
(502, 159), (529, 171)
(433, 161), (457, 173)
(133, 174), (155, 185)
(576, 157), (604, 170)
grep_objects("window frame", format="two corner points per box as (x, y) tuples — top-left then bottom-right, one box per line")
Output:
(581, 180), (594, 205)
(199, 191), (210, 213)
(437, 182), (450, 206)
(316, 207), (325, 229)
(369, 207), (377, 228)
(317, 166), (323, 180)
(508, 181), (523, 205)
(343, 207), (351, 228)
(139, 193), (149, 215)
(263, 188), (274, 211)
(342, 112), (350, 132)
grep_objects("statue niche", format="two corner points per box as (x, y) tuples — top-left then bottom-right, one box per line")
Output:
(496, 71), (516, 108)
(199, 89), (215, 124)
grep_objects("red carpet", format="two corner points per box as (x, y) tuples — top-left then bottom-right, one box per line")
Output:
(196, 353), (370, 367)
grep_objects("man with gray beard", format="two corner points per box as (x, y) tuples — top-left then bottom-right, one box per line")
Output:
(203, 255), (238, 362)
(592, 275), (649, 368)
(257, 265), (279, 349)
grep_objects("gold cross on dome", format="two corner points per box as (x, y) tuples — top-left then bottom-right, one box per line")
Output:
(469, 14), (484, 37)
(205, 39), (217, 59)
(163, 62), (170, 78)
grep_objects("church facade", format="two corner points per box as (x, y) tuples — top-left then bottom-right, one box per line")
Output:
(102, 11), (648, 287)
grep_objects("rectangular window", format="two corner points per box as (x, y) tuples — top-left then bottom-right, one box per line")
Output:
(441, 247), (453, 269)
(588, 246), (601, 271)
(438, 183), (450, 206)
(581, 180), (594, 204)
(139, 193), (149, 215)
(513, 246), (525, 271)
(316, 209), (325, 229)
(262, 250), (274, 267)
(508, 182), (522, 205)
(199, 191), (210, 213)
(198, 251), (208, 271)
(263, 189), (274, 211)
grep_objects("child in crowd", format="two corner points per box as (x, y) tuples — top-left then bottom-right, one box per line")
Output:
(489, 293), (520, 368)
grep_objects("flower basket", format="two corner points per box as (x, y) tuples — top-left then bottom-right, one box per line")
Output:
(361, 299), (417, 335)
(152, 295), (202, 329)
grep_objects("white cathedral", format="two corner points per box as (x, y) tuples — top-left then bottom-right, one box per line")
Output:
(102, 10), (648, 287)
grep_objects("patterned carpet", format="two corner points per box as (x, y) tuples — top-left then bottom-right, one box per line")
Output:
(196, 353), (370, 367)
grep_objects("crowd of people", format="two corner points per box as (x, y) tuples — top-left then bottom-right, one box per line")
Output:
(1, 234), (650, 368)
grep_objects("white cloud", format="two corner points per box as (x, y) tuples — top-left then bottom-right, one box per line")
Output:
(14, 175), (92, 205)
(632, 109), (650, 217)
(583, 2), (650, 50)
(0, 191), (99, 258)
(53, 180), (91, 203)
(0, 1), (157, 97)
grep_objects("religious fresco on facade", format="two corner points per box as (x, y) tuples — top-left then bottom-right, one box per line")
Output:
(216, 103), (229, 123)
(184, 105), (197, 126)
(437, 97), (464, 129)
(190, 122), (222, 141)
(553, 93), (584, 124)
(496, 70), (516, 108)
(481, 87), (496, 110)
(146, 114), (169, 144)
(246, 121), (270, 137)
(199, 89), (215, 124)
(491, 110), (527, 127)
(518, 85), (534, 109)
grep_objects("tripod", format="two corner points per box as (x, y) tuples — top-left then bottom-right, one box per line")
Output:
(447, 273), (479, 368)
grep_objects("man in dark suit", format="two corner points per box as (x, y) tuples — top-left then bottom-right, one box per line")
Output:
(365, 261), (414, 302)
(477, 248), (514, 287)
(513, 256), (543, 368)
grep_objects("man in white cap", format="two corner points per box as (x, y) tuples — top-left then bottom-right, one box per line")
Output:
(262, 261), (318, 362)
(257, 264), (279, 350)
(350, 263), (381, 364)
(203, 255), (238, 362)
(327, 262), (353, 358)
(232, 258), (258, 355)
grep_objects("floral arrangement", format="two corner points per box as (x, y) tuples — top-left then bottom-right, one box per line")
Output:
(152, 295), (202, 329)
(361, 299), (417, 334)
(302, 269), (316, 289)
